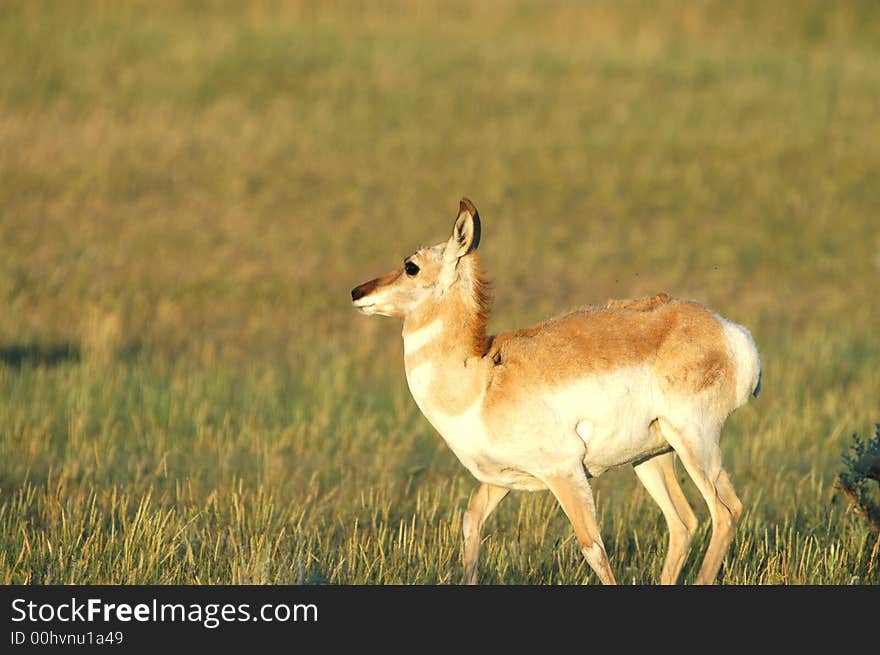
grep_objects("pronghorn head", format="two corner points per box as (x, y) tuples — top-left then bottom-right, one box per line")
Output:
(351, 198), (481, 319)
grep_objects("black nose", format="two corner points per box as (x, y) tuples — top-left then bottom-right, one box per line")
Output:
(351, 286), (365, 301)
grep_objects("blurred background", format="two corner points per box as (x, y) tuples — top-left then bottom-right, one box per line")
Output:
(1, 1), (878, 584)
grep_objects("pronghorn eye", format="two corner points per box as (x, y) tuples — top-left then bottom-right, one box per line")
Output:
(405, 261), (420, 276)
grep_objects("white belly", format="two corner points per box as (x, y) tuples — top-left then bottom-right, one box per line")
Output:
(406, 361), (668, 487)
(549, 366), (666, 475)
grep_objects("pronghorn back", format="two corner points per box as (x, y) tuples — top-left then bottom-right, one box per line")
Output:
(484, 293), (760, 420)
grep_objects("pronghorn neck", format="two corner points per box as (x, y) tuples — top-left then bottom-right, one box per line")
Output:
(401, 256), (491, 416)
(402, 254), (491, 364)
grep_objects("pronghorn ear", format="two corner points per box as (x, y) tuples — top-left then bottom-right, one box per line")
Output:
(444, 198), (481, 262)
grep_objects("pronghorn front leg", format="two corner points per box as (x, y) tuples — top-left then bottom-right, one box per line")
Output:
(543, 469), (617, 585)
(462, 483), (509, 585)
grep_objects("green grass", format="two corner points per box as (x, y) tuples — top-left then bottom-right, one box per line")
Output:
(1, 0), (878, 584)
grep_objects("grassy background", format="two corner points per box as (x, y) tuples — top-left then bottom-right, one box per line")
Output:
(1, 0), (878, 583)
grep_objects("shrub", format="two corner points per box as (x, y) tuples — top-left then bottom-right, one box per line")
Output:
(837, 424), (880, 532)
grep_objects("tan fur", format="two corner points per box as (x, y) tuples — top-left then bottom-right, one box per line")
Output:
(605, 292), (672, 311)
(483, 297), (736, 414)
(404, 253), (491, 359)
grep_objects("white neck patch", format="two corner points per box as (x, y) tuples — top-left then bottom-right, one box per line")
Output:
(403, 319), (444, 356)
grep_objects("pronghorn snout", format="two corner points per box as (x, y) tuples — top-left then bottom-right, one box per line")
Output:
(351, 269), (406, 316)
(351, 283), (370, 302)
(351, 276), (382, 304)
(350, 280), (377, 313)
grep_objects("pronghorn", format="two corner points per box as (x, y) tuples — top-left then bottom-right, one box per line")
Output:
(350, 198), (761, 585)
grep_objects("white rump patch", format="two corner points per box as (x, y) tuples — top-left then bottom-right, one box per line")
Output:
(718, 317), (762, 407)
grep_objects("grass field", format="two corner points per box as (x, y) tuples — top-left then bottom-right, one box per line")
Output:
(1, 0), (879, 584)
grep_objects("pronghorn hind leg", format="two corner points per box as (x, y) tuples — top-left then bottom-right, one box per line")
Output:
(633, 450), (699, 584)
(715, 469), (743, 525)
(462, 483), (509, 585)
(655, 417), (742, 585)
(543, 468), (617, 585)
